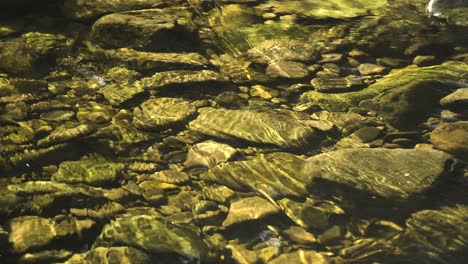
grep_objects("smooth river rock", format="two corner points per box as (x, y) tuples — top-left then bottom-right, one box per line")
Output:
(430, 121), (468, 159)
(189, 108), (321, 148)
(303, 148), (455, 201)
(201, 152), (308, 199)
(94, 214), (212, 261)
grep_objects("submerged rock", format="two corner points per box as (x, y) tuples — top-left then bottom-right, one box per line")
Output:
(430, 121), (468, 159)
(102, 48), (209, 72)
(52, 155), (124, 186)
(184, 140), (238, 169)
(91, 8), (199, 52)
(140, 70), (229, 89)
(257, 0), (387, 19)
(304, 148), (455, 201)
(404, 205), (468, 254)
(440, 87), (468, 111)
(222, 196), (280, 227)
(189, 108), (321, 148)
(268, 249), (330, 264)
(94, 215), (212, 261)
(201, 152), (307, 199)
(0, 32), (73, 76)
(37, 124), (97, 147)
(300, 61), (468, 128)
(63, 0), (174, 20)
(132, 97), (197, 130)
(65, 246), (151, 264)
(8, 215), (95, 253)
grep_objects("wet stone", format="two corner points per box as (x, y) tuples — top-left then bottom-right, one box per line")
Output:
(133, 97), (197, 130)
(304, 148), (455, 202)
(202, 184), (236, 204)
(201, 152), (307, 199)
(52, 155), (124, 186)
(91, 7), (198, 52)
(141, 70), (229, 89)
(94, 215), (211, 262)
(357, 63), (387, 75)
(146, 170), (191, 184)
(404, 205), (468, 254)
(63, 0), (173, 20)
(265, 60), (310, 79)
(8, 215), (95, 253)
(65, 246), (151, 264)
(222, 196), (280, 227)
(413, 55), (437, 66)
(430, 121), (468, 159)
(100, 83), (145, 106)
(300, 61), (468, 124)
(279, 198), (333, 230)
(40, 110), (75, 122)
(184, 140), (238, 169)
(440, 87), (468, 111)
(19, 249), (73, 264)
(282, 226), (317, 245)
(189, 107), (320, 148)
(268, 249), (330, 264)
(103, 48), (209, 72)
(37, 124), (96, 147)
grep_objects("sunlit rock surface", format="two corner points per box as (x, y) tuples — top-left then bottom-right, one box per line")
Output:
(222, 196), (280, 227)
(132, 97), (197, 130)
(300, 61), (468, 128)
(63, 0), (174, 20)
(184, 140), (238, 168)
(201, 152), (307, 199)
(257, 0), (388, 19)
(304, 148), (455, 201)
(65, 246), (151, 264)
(51, 155), (124, 186)
(189, 108), (320, 148)
(430, 121), (468, 159)
(404, 205), (468, 254)
(94, 215), (212, 261)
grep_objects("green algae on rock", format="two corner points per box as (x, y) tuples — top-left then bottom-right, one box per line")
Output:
(201, 152), (307, 199)
(303, 148), (455, 201)
(300, 61), (468, 128)
(189, 107), (321, 148)
(94, 215), (213, 261)
(52, 155), (124, 186)
(133, 98), (197, 130)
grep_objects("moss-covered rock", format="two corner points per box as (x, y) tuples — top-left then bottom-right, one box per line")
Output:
(52, 155), (124, 186)
(201, 152), (308, 199)
(304, 148), (455, 201)
(300, 61), (468, 128)
(189, 107), (321, 148)
(0, 32), (74, 76)
(90, 8), (199, 52)
(94, 215), (213, 261)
